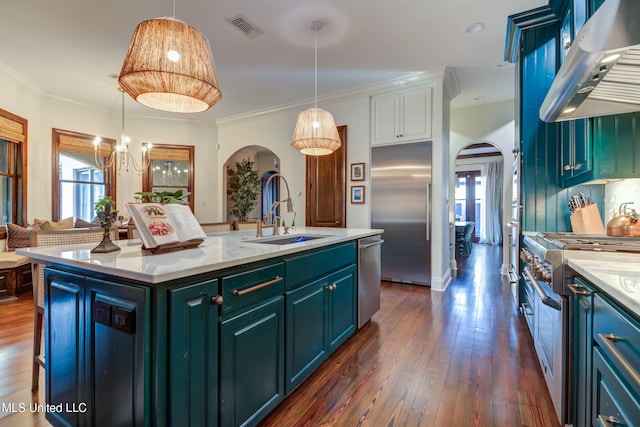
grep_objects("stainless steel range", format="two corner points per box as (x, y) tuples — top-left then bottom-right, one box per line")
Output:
(520, 231), (640, 425)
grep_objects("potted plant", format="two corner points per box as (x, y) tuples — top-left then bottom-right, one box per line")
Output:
(227, 158), (261, 222)
(134, 189), (190, 205)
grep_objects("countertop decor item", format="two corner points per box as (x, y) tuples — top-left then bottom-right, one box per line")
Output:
(291, 20), (341, 156)
(92, 197), (121, 253)
(607, 202), (640, 236)
(118, 8), (221, 113)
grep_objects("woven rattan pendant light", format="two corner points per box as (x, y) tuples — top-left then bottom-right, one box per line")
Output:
(291, 21), (341, 156)
(118, 13), (221, 113)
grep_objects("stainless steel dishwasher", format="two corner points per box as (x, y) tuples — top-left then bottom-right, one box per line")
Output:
(357, 235), (383, 328)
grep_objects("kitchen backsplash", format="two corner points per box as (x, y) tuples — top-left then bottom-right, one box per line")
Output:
(605, 179), (640, 219)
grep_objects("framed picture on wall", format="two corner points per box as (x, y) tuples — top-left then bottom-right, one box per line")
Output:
(351, 186), (365, 204)
(350, 162), (365, 181)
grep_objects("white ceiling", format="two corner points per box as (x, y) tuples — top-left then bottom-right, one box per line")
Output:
(0, 0), (546, 123)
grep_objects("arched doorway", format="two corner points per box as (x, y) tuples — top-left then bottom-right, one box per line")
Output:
(223, 146), (280, 223)
(454, 142), (504, 254)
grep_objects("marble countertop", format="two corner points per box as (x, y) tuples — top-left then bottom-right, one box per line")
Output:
(565, 251), (640, 316)
(16, 227), (383, 284)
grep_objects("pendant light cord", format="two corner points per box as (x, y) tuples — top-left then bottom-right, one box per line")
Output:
(314, 28), (318, 111)
(311, 20), (323, 112)
(120, 88), (125, 140)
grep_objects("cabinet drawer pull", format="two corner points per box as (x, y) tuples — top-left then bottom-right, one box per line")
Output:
(567, 284), (591, 296)
(211, 295), (224, 305)
(597, 415), (620, 426)
(574, 163), (583, 170)
(233, 276), (283, 296)
(564, 164), (573, 171)
(325, 284), (337, 291)
(599, 333), (640, 388)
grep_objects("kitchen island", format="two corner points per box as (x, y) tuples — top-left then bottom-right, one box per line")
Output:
(17, 227), (382, 427)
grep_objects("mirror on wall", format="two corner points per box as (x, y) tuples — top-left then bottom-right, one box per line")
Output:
(142, 144), (195, 212)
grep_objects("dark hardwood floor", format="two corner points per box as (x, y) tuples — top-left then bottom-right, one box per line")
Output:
(260, 244), (559, 426)
(0, 243), (559, 426)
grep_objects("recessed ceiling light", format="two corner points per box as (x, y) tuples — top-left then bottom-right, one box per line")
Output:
(465, 23), (484, 34)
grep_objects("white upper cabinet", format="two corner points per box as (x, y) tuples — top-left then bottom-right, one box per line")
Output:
(371, 86), (433, 146)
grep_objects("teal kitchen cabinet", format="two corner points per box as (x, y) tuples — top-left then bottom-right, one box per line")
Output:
(219, 262), (286, 427)
(592, 292), (640, 425)
(569, 277), (596, 427)
(326, 265), (356, 353)
(45, 268), (86, 427)
(592, 113), (640, 180)
(592, 347), (640, 426)
(168, 279), (219, 427)
(284, 243), (357, 393)
(285, 264), (356, 393)
(558, 3), (591, 188)
(45, 268), (149, 427)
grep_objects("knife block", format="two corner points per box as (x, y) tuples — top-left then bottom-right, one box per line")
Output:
(570, 204), (605, 234)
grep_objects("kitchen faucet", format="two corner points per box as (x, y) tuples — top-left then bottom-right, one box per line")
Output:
(256, 173), (294, 238)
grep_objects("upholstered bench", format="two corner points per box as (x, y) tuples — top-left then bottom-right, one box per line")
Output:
(0, 228), (33, 298)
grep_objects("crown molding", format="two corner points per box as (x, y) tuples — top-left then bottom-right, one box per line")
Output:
(216, 68), (456, 126)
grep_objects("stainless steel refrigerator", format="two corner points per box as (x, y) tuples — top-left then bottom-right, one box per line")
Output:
(371, 141), (431, 285)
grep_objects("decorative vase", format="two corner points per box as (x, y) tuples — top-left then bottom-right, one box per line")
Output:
(91, 202), (121, 253)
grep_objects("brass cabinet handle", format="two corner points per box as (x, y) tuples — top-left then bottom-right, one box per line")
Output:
(597, 415), (620, 426)
(211, 295), (224, 305)
(325, 284), (337, 291)
(567, 284), (591, 296)
(564, 164), (573, 171)
(232, 276), (283, 296)
(574, 163), (583, 170)
(599, 333), (640, 388)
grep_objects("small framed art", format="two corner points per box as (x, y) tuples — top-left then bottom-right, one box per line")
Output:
(351, 186), (365, 204)
(350, 162), (365, 181)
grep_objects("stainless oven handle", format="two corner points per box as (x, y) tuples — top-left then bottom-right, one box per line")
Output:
(597, 415), (620, 426)
(507, 269), (519, 284)
(598, 333), (640, 388)
(521, 302), (533, 316)
(523, 267), (561, 311)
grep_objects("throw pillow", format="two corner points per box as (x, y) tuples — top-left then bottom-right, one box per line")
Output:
(75, 218), (100, 228)
(36, 217), (74, 230)
(6, 223), (32, 251)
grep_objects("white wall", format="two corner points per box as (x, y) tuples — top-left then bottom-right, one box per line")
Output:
(217, 94), (371, 229)
(0, 66), (219, 223)
(450, 100), (515, 273)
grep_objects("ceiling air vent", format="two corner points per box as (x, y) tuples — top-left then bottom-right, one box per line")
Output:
(226, 15), (263, 39)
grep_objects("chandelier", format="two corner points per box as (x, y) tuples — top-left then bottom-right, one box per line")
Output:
(93, 88), (152, 173)
(118, 1), (221, 114)
(291, 20), (341, 156)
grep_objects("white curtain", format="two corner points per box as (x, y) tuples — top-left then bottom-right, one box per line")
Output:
(480, 160), (503, 245)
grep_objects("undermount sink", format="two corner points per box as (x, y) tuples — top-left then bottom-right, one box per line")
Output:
(246, 234), (334, 245)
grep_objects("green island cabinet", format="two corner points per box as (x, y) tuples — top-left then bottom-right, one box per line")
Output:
(43, 241), (358, 427)
(569, 276), (640, 426)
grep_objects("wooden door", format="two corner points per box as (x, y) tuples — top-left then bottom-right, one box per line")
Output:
(305, 125), (346, 227)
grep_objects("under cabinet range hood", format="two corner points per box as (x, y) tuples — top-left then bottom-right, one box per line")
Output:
(539, 0), (640, 122)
